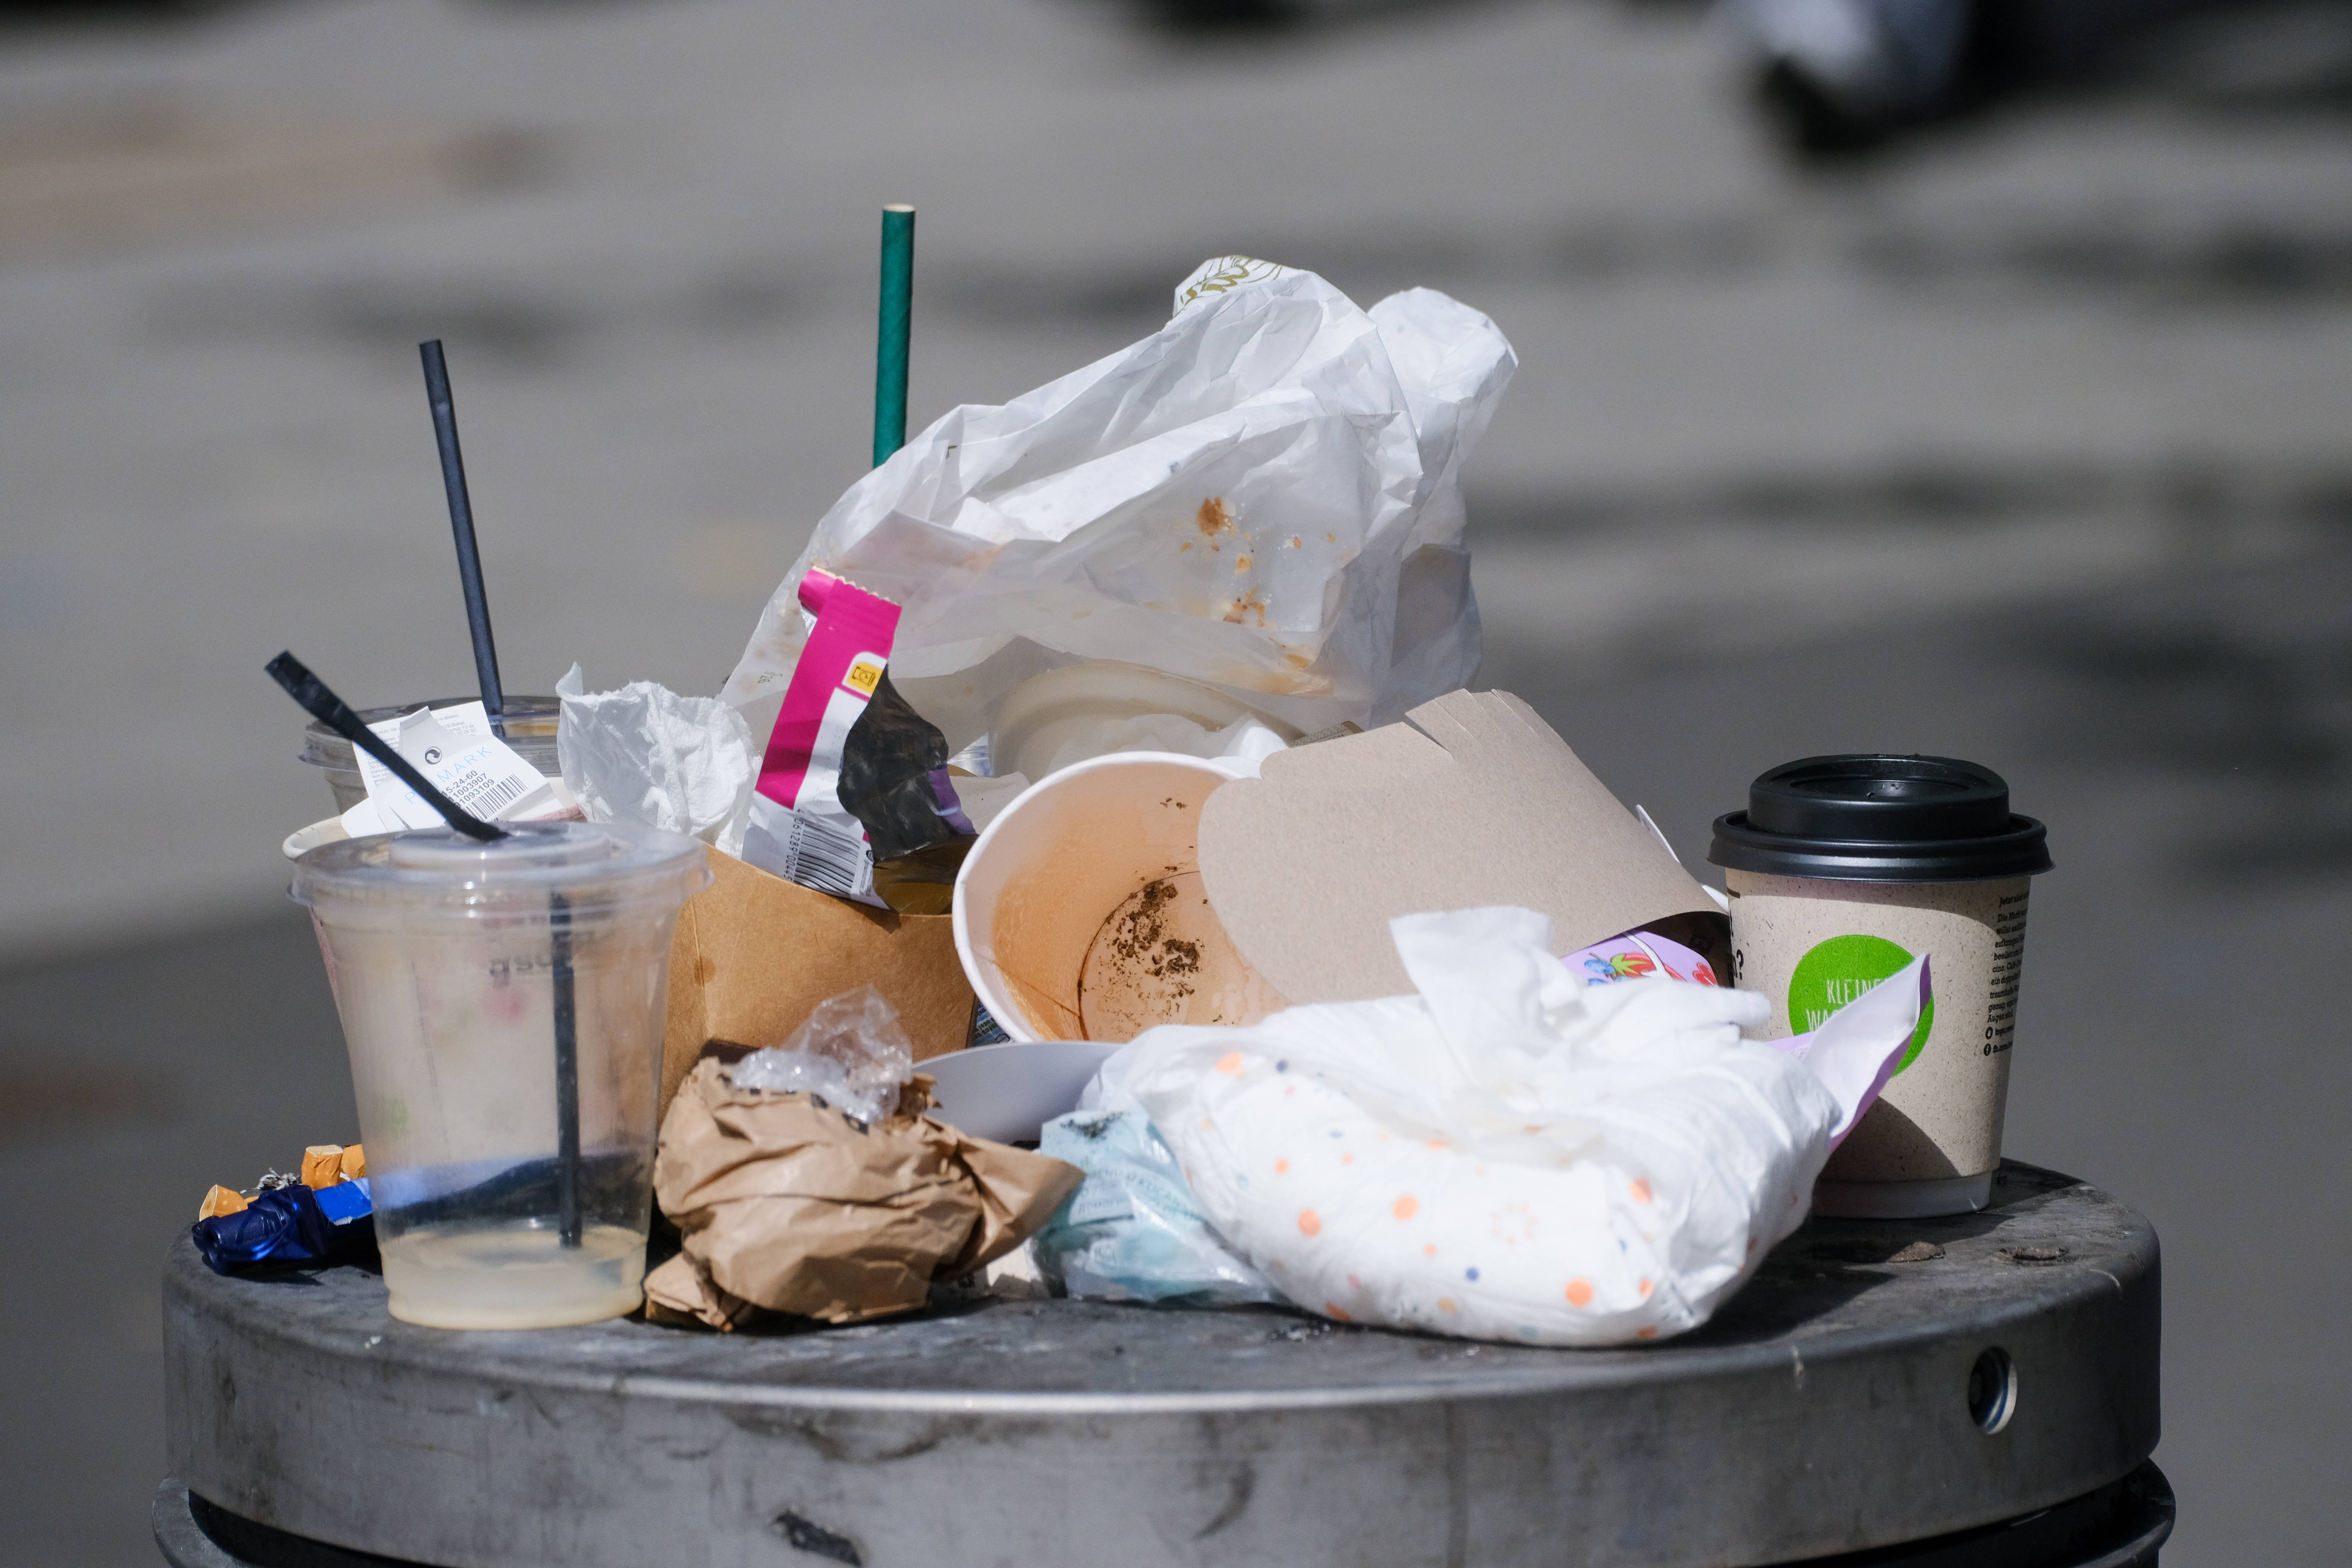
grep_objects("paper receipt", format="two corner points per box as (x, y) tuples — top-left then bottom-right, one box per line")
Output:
(341, 701), (561, 836)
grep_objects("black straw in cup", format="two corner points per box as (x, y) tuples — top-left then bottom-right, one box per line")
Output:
(267, 652), (507, 842)
(416, 341), (583, 1248)
(420, 340), (507, 737)
(550, 893), (580, 1247)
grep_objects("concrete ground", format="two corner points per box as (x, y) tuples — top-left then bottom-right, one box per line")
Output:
(1, 0), (2347, 1562)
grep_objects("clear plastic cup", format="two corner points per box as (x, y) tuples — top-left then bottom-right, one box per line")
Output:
(292, 821), (710, 1328)
(300, 696), (562, 814)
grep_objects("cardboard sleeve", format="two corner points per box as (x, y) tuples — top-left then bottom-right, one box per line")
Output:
(660, 850), (975, 1120)
(1198, 689), (1721, 1004)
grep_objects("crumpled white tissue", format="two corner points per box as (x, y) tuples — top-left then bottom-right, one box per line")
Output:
(1100, 906), (1875, 1346)
(556, 665), (756, 856)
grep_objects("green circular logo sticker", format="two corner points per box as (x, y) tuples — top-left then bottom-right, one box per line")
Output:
(1787, 934), (1934, 1074)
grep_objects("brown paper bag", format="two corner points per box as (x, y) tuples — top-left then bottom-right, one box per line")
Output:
(645, 1056), (1082, 1328)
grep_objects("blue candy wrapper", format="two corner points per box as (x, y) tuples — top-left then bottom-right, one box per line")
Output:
(191, 1180), (375, 1274)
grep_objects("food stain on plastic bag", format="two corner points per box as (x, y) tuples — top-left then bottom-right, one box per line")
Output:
(1076, 870), (1282, 1040)
(1220, 592), (1268, 628)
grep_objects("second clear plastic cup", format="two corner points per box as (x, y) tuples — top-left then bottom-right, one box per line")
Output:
(292, 821), (710, 1328)
(300, 696), (562, 814)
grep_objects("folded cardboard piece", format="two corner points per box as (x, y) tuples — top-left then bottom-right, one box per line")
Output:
(1197, 688), (1720, 1004)
(661, 850), (974, 1118)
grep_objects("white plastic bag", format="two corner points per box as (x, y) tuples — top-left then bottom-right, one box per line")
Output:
(721, 257), (1516, 751)
(1103, 906), (1896, 1346)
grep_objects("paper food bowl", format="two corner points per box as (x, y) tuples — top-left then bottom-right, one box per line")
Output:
(951, 751), (1284, 1044)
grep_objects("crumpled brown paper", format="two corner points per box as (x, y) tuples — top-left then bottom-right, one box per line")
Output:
(644, 1054), (1083, 1328)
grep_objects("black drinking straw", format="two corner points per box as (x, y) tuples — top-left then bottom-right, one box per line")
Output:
(419, 340), (507, 736)
(550, 893), (580, 1248)
(416, 341), (582, 1248)
(268, 653), (507, 842)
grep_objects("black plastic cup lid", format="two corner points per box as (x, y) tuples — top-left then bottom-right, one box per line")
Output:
(1708, 754), (2052, 883)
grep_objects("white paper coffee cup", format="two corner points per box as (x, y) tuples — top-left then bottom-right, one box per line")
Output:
(951, 752), (1283, 1044)
(1710, 756), (2050, 1219)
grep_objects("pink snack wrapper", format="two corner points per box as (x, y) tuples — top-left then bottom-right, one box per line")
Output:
(741, 570), (902, 906)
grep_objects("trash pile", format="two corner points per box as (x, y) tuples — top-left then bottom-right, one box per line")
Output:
(236, 229), (2048, 1347)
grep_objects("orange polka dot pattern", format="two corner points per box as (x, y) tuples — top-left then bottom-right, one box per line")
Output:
(1112, 933), (1837, 1352)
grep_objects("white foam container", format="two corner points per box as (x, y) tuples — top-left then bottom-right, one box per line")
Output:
(951, 751), (1255, 1043)
(921, 1040), (1119, 1145)
(988, 661), (1298, 784)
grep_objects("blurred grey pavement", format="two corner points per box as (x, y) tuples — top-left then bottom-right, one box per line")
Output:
(1, 0), (2348, 1563)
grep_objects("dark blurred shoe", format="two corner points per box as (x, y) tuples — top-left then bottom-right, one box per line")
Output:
(1730, 0), (2224, 156)
(1725, 0), (1974, 149)
(1141, 0), (1299, 32)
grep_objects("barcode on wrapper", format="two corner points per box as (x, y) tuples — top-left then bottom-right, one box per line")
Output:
(441, 770), (526, 819)
(783, 811), (872, 898)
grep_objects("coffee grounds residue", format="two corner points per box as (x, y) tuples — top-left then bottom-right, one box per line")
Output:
(1078, 868), (1284, 1042)
(1103, 878), (1200, 994)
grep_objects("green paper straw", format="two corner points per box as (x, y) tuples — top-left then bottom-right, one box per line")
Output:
(873, 204), (915, 467)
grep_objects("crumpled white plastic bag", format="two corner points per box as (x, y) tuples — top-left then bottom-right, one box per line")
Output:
(720, 257), (1517, 751)
(1103, 906), (1866, 1346)
(556, 665), (757, 855)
